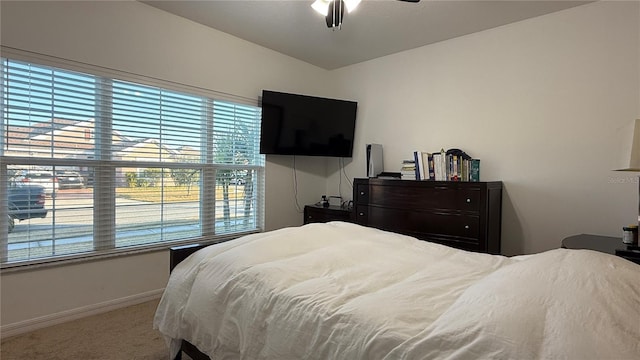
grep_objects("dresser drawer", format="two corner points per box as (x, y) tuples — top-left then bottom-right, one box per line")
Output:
(354, 205), (368, 224)
(355, 183), (369, 204)
(368, 184), (481, 212)
(367, 206), (480, 242)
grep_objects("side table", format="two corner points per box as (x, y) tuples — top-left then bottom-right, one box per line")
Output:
(303, 204), (352, 225)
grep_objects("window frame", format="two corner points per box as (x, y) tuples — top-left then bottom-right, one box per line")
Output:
(0, 47), (265, 270)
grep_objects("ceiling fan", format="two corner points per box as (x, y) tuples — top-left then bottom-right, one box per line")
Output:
(311, 0), (421, 29)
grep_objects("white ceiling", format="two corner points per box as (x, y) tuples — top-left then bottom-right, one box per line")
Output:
(142, 0), (591, 70)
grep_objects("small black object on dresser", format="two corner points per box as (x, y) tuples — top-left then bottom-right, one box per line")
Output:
(303, 204), (352, 224)
(353, 178), (503, 254)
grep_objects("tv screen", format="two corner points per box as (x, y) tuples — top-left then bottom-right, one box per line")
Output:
(260, 90), (357, 157)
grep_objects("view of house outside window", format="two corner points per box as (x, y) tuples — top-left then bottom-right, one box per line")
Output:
(1, 56), (264, 266)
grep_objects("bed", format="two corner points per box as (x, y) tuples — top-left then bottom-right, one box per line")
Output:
(154, 221), (640, 359)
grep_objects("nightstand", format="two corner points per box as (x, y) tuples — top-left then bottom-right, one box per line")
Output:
(562, 234), (640, 265)
(303, 204), (352, 224)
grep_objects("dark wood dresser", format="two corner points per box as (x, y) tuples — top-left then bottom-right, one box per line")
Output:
(353, 178), (503, 254)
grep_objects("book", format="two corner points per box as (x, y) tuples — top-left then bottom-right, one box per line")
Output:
(400, 161), (415, 170)
(413, 151), (423, 180)
(470, 159), (480, 182)
(432, 153), (442, 181)
(460, 158), (469, 181)
(435, 149), (447, 181)
(413, 151), (433, 180)
(441, 149), (448, 181)
(451, 155), (459, 181)
(421, 152), (433, 180)
(400, 159), (416, 180)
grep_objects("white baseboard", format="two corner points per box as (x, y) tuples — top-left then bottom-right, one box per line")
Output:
(0, 288), (165, 339)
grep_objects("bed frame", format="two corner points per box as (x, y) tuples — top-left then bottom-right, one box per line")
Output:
(169, 243), (213, 360)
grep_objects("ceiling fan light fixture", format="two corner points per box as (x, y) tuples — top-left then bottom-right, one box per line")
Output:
(344, 0), (362, 13)
(311, 0), (331, 16)
(313, 0), (371, 29)
(312, 0), (361, 16)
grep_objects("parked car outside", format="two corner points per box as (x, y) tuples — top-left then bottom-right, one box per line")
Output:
(14, 170), (59, 195)
(55, 171), (85, 189)
(8, 184), (48, 233)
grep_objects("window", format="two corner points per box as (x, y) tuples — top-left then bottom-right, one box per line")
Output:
(1, 53), (264, 267)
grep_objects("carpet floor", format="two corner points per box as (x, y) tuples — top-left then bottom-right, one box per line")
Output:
(0, 299), (187, 360)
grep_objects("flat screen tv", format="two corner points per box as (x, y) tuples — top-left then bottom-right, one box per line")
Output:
(260, 90), (357, 157)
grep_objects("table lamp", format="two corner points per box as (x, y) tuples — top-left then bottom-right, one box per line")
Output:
(616, 119), (640, 232)
(617, 119), (640, 171)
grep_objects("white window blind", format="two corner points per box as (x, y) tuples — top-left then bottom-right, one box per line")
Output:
(1, 55), (264, 267)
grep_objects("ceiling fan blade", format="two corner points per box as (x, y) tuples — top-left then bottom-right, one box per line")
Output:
(325, 0), (346, 28)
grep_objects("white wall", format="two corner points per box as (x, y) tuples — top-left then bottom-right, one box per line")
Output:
(328, 0), (640, 255)
(2, 0), (639, 335)
(0, 0), (329, 334)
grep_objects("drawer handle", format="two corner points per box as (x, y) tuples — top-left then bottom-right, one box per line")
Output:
(360, 191), (365, 195)
(466, 198), (471, 203)
(464, 225), (470, 229)
(359, 212), (365, 216)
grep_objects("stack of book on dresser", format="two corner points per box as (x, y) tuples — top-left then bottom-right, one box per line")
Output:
(411, 149), (480, 182)
(400, 159), (417, 180)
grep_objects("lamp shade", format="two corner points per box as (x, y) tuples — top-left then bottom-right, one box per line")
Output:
(617, 119), (640, 171)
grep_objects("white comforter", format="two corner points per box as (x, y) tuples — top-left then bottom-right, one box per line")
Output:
(154, 222), (640, 359)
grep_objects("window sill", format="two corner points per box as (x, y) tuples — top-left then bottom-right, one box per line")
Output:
(1, 230), (258, 274)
